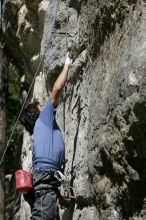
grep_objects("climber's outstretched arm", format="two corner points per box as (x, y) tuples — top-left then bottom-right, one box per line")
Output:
(50, 53), (72, 105)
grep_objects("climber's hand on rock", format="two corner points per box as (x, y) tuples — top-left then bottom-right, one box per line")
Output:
(65, 52), (73, 65)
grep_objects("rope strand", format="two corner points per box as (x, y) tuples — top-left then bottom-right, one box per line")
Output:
(63, 0), (69, 141)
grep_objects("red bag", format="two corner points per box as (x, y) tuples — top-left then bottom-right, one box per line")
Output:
(15, 170), (33, 193)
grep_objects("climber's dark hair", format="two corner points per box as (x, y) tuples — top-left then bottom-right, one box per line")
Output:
(20, 101), (40, 135)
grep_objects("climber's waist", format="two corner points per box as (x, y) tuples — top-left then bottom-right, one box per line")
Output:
(33, 157), (60, 172)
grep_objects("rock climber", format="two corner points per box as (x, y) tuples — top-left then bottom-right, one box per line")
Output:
(20, 52), (72, 219)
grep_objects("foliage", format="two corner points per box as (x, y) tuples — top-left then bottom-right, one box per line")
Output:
(5, 63), (22, 173)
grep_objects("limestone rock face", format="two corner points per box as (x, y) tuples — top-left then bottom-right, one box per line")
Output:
(3, 0), (146, 219)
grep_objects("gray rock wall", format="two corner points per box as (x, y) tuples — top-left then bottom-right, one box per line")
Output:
(2, 0), (146, 219)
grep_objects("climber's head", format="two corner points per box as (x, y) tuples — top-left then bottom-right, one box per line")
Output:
(20, 101), (40, 135)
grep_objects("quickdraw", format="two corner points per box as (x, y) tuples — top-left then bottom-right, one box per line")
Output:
(54, 171), (76, 208)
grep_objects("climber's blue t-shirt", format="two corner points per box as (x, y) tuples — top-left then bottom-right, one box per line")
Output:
(32, 98), (65, 171)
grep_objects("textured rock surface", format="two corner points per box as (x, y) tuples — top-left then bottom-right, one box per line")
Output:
(2, 0), (146, 219)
